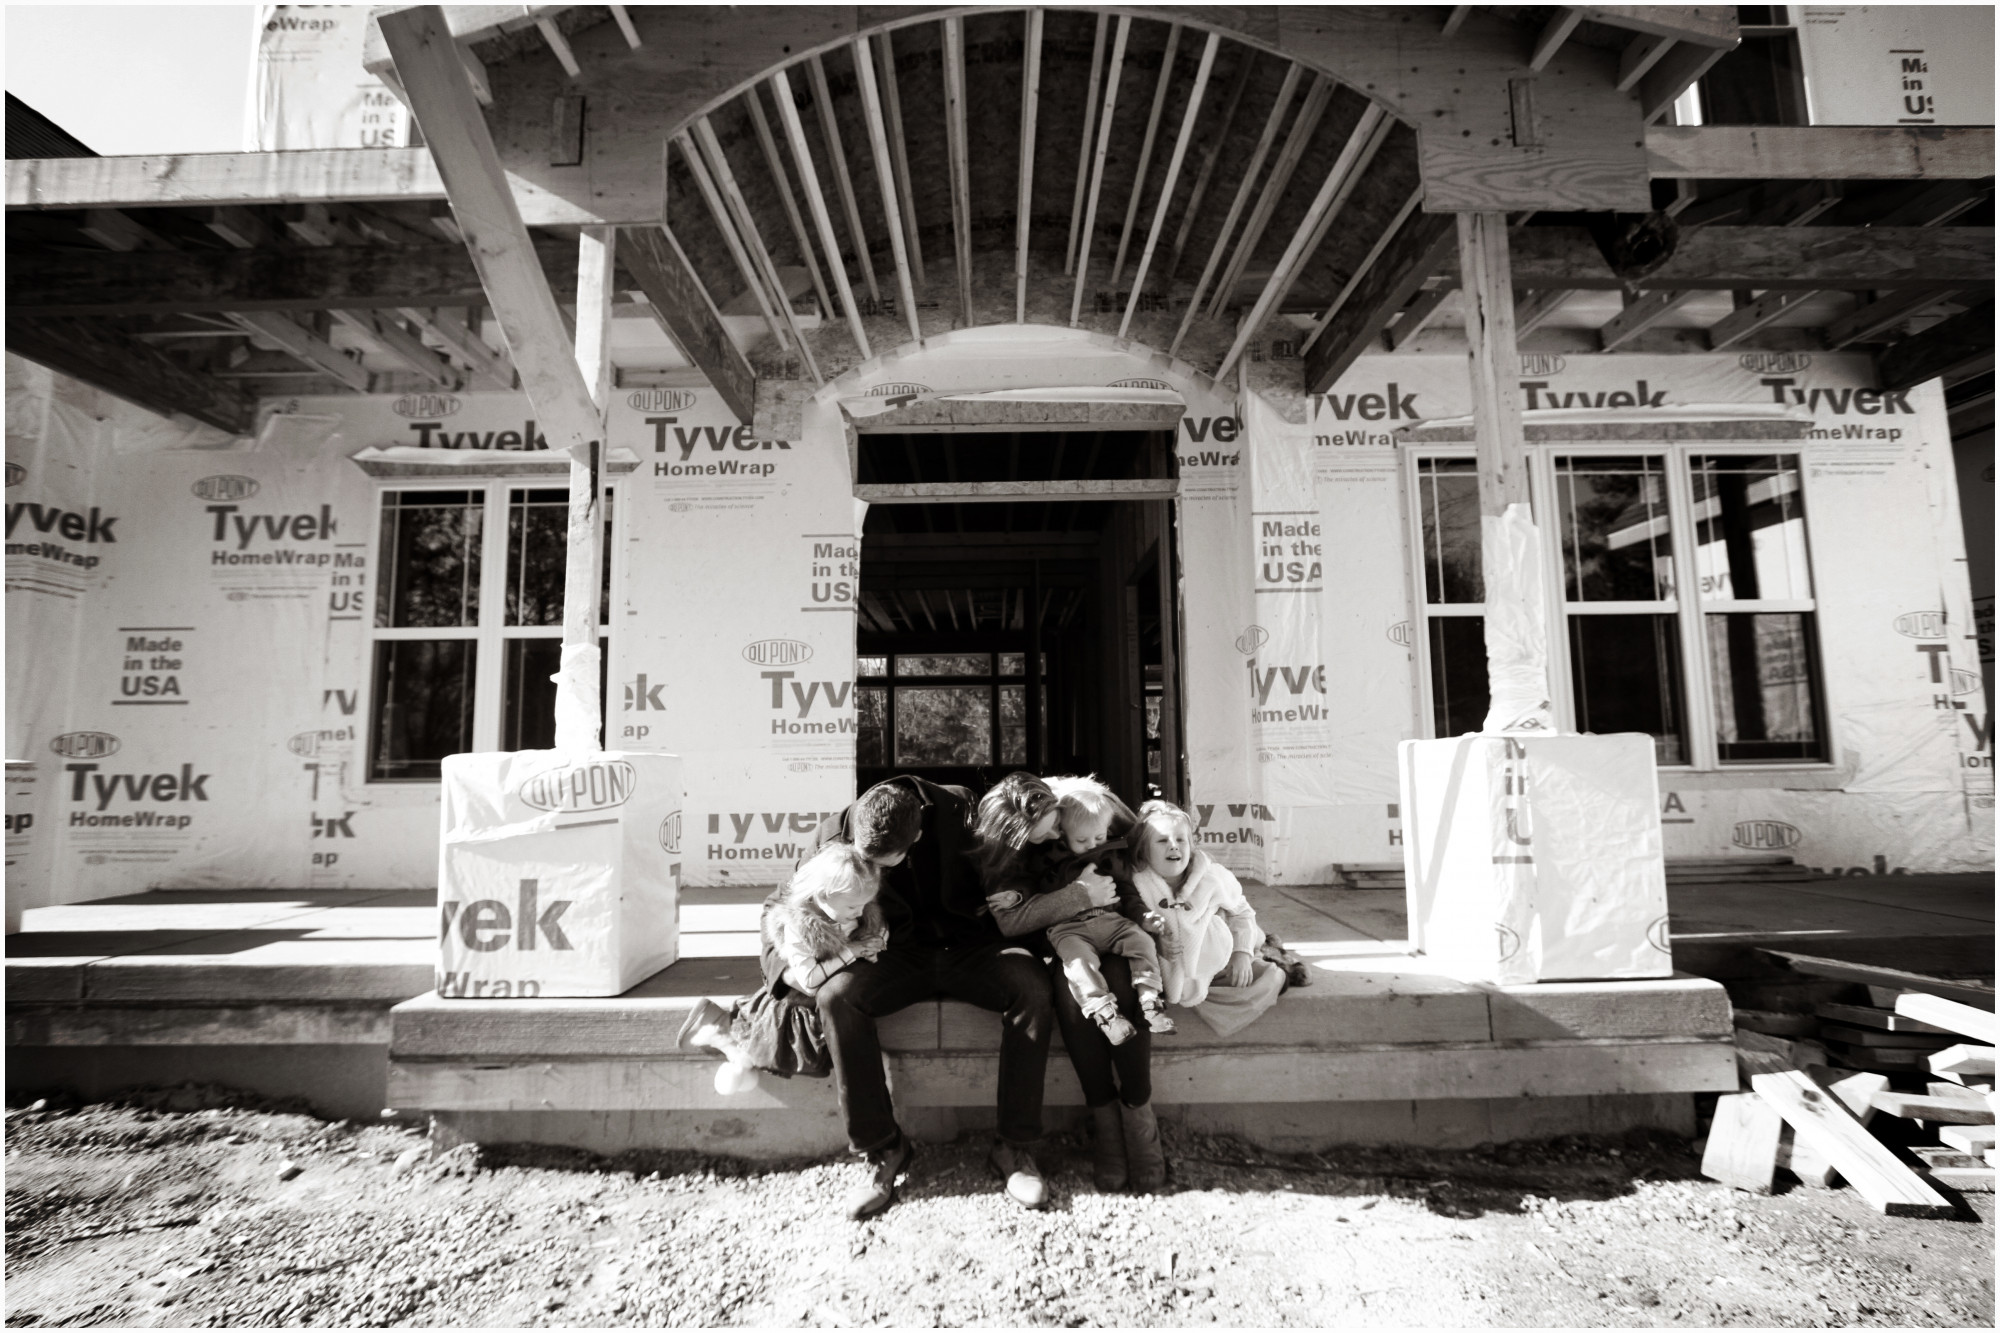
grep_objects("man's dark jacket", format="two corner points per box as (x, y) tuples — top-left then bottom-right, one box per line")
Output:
(806, 775), (993, 951)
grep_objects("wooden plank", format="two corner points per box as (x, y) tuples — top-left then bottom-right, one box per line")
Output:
(618, 226), (756, 425)
(1821, 1023), (1957, 1049)
(1168, 62), (1302, 356)
(1802, 1064), (1888, 1123)
(693, 119), (820, 380)
(1815, 1001), (1951, 1034)
(1930, 1045), (1998, 1080)
(1929, 1081), (1990, 1104)
(1705, 289), (1811, 349)
(1872, 1092), (1995, 1125)
(1733, 1008), (1820, 1037)
(1751, 1070), (1955, 1217)
(940, 17), (975, 324)
(1299, 186), (1422, 355)
(1646, 126), (1997, 180)
(1070, 15), (1131, 327)
(1918, 1166), (1995, 1192)
(1303, 207), (1455, 393)
(7, 148), (602, 224)
(1940, 1123), (1999, 1153)
(379, 5), (600, 457)
(7, 1004), (393, 1047)
(1825, 1041), (1930, 1071)
(745, 86), (835, 328)
(856, 480), (1179, 503)
(1777, 1126), (1839, 1189)
(1121, 32), (1218, 338)
(1386, 278), (1456, 352)
(402, 306), (512, 389)
(228, 311), (372, 391)
(1879, 300), (1995, 391)
(1529, 9), (1584, 72)
(1760, 951), (1997, 1007)
(1896, 993), (1999, 1043)
(608, 5), (641, 48)
(1578, 6), (1738, 46)
(338, 310), (459, 388)
(532, 16), (581, 77)
(1064, 13), (1110, 277)
(1700, 1092), (1782, 1193)
(874, 30), (926, 292)
(806, 51), (880, 308)
(1598, 289), (1695, 350)
(848, 34), (919, 345)
(1486, 977), (1737, 1043)
(1617, 33), (1678, 93)
(1440, 6), (1471, 38)
(1637, 40), (1732, 125)
(1209, 75), (1330, 319)
(5, 317), (255, 434)
(771, 68), (870, 361)
(1109, 22), (1181, 288)
(1012, 10), (1044, 325)
(1513, 226), (1994, 291)
(1165, 47), (1252, 284)
(1823, 287), (1953, 350)
(677, 129), (791, 354)
(1912, 1144), (1986, 1169)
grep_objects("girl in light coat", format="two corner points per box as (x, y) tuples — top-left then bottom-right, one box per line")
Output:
(1129, 800), (1286, 1036)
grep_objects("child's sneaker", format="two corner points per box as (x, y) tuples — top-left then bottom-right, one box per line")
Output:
(1140, 993), (1176, 1034)
(1084, 997), (1137, 1046)
(714, 1061), (760, 1095)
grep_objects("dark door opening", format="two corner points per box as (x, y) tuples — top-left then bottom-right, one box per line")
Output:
(855, 429), (1183, 808)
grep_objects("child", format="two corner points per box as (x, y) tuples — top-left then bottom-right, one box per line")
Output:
(1128, 799), (1286, 1037)
(677, 842), (888, 1094)
(1039, 775), (1175, 1046)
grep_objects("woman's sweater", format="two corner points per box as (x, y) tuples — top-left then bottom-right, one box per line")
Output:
(982, 838), (1141, 938)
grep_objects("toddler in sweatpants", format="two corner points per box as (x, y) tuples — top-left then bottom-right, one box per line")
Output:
(1040, 775), (1174, 1045)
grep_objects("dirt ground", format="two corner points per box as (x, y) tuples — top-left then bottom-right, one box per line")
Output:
(4, 1087), (1992, 1329)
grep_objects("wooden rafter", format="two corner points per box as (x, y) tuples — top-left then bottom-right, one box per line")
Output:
(1441, 6), (1472, 38)
(1617, 33), (1677, 92)
(533, 15), (581, 78)
(402, 305), (512, 388)
(1530, 9), (1584, 71)
(1165, 48), (1254, 284)
(941, 17), (975, 325)
(1015, 9), (1044, 324)
(1512, 287), (1571, 337)
(1387, 277), (1457, 352)
(1823, 288), (1954, 349)
(1597, 289), (1696, 350)
(7, 317), (253, 434)
(229, 310), (371, 391)
(873, 31), (926, 293)
(1110, 22), (1182, 288)
(1070, 15), (1132, 327)
(1879, 299), (1994, 390)
(1121, 31), (1219, 338)
(691, 118), (821, 382)
(608, 5), (640, 49)
(807, 52), (880, 307)
(744, 85), (834, 327)
(1065, 13), (1110, 277)
(1304, 207), (1456, 393)
(770, 68), (871, 360)
(1647, 126), (1996, 179)
(619, 225), (757, 424)
(853, 34), (922, 345)
(675, 130), (791, 353)
(1210, 75), (1331, 319)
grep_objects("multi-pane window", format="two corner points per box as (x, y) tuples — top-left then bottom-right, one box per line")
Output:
(855, 653), (1043, 772)
(1411, 449), (1826, 767)
(368, 485), (611, 781)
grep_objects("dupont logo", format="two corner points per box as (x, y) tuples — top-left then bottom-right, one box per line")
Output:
(49, 731), (120, 759)
(1733, 820), (1802, 850)
(1893, 610), (1947, 639)
(1387, 621), (1412, 647)
(190, 475), (259, 502)
(867, 382), (931, 398)
(1740, 351), (1812, 376)
(659, 810), (682, 855)
(788, 761), (812, 773)
(1519, 354), (1565, 377)
(393, 393), (461, 419)
(1110, 378), (1173, 391)
(286, 727), (355, 758)
(1646, 915), (1672, 955)
(627, 388), (697, 413)
(1234, 625), (1269, 655)
(517, 759), (638, 813)
(5, 462), (23, 487)
(743, 639), (813, 667)
(1952, 666), (1982, 696)
(1495, 922), (1522, 962)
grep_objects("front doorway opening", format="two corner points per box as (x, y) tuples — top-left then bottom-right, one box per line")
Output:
(855, 429), (1184, 807)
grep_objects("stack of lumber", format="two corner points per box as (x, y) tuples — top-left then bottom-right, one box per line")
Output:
(1704, 972), (1995, 1212)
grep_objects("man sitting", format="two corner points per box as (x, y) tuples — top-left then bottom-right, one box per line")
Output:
(807, 775), (1055, 1219)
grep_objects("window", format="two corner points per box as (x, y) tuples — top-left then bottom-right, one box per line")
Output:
(1410, 448), (1827, 767)
(855, 653), (1045, 773)
(367, 484), (611, 781)
(1697, 7), (1810, 126)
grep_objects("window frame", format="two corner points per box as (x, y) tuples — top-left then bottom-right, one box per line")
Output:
(363, 478), (620, 784)
(1405, 440), (1835, 771)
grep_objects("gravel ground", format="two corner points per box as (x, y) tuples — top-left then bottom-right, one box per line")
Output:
(5, 1086), (1992, 1328)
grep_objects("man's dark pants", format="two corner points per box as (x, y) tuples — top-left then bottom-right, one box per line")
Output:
(815, 940), (1053, 1154)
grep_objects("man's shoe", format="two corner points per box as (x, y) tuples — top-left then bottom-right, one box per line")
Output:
(1089, 1102), (1128, 1192)
(842, 1132), (913, 1221)
(987, 1139), (1048, 1210)
(1120, 1101), (1167, 1193)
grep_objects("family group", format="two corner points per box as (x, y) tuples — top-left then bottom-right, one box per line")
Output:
(678, 771), (1300, 1220)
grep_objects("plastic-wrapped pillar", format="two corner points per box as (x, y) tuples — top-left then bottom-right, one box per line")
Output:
(1457, 213), (1554, 735)
(554, 228), (614, 753)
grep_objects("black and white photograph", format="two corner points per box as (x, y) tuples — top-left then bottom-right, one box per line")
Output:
(4, 3), (1994, 1326)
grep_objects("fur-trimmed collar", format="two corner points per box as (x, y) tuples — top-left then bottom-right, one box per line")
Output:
(762, 888), (887, 959)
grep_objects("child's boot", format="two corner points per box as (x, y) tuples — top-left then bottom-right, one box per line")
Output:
(1083, 995), (1136, 1046)
(1139, 991), (1176, 1034)
(1120, 1100), (1167, 1193)
(1088, 1102), (1128, 1191)
(713, 1060), (760, 1095)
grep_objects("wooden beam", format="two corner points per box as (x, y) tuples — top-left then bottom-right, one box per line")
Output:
(379, 5), (600, 456)
(1752, 1070), (1955, 1217)
(1508, 225), (1994, 290)
(771, 68), (870, 360)
(1386, 277), (1457, 352)
(1763, 951), (1998, 1007)
(202, 206), (276, 250)
(1530, 9), (1584, 72)
(1121, 32), (1219, 338)
(1110, 22), (1182, 288)
(1647, 125), (1996, 180)
(940, 17), (974, 325)
(1577, 6), (1739, 47)
(6, 316), (254, 433)
(854, 35), (923, 344)
(1299, 186), (1421, 356)
(1598, 288), (1696, 350)
(807, 52), (880, 307)
(1014, 10), (1044, 324)
(1210, 75), (1331, 319)
(1169, 62), (1302, 355)
(675, 130), (791, 353)
(1879, 300), (1996, 391)
(228, 310), (372, 391)
(1703, 289), (1805, 349)
(744, 85), (834, 328)
(558, 226), (612, 752)
(1513, 286), (1570, 335)
(401, 305), (512, 388)
(1823, 288), (1953, 349)
(1070, 15), (1132, 327)
(618, 225), (756, 425)
(1166, 48), (1253, 284)
(857, 480), (1177, 503)
(1216, 103), (1390, 379)
(1617, 33), (1677, 92)
(873, 31), (926, 293)
(1459, 213), (1530, 517)
(1877, 181), (1993, 227)
(533, 16), (582, 78)
(1304, 207), (1455, 393)
(608, 5), (640, 49)
(1440, 6), (1472, 39)
(339, 309), (460, 387)
(80, 208), (168, 252)
(1638, 40), (1733, 124)
(691, 119), (820, 381)
(1065, 14), (1111, 277)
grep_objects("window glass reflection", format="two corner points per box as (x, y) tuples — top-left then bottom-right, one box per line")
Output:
(1556, 456), (1675, 602)
(376, 490), (481, 628)
(1418, 458), (1483, 604)
(1707, 612), (1825, 761)
(1568, 614), (1687, 764)
(1690, 455), (1812, 601)
(894, 686), (992, 765)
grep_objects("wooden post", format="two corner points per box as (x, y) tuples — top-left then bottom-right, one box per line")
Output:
(1456, 211), (1549, 731)
(557, 226), (615, 752)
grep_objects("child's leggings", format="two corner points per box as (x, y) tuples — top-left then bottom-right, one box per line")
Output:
(1048, 911), (1163, 1011)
